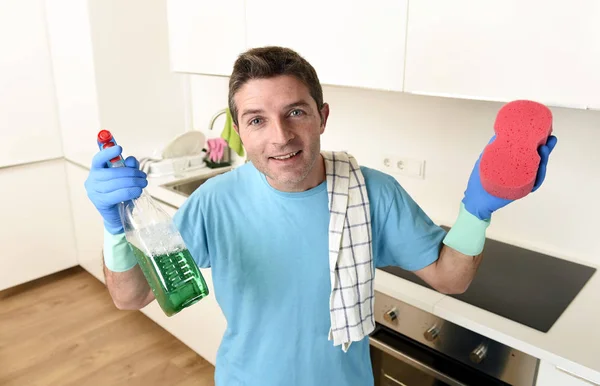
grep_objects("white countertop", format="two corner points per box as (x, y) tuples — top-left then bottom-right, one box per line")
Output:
(67, 157), (600, 384)
(376, 269), (600, 385)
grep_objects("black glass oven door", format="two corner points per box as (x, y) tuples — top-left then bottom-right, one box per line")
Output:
(369, 326), (510, 386)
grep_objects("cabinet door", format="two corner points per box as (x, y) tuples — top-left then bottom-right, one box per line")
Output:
(0, 0), (63, 168)
(65, 161), (106, 283)
(245, 0), (408, 91)
(404, 0), (600, 109)
(0, 160), (78, 291)
(166, 0), (246, 76)
(536, 360), (598, 386)
(139, 201), (226, 366)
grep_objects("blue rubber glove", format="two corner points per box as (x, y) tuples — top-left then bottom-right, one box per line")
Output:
(84, 145), (148, 234)
(463, 134), (558, 220)
(443, 134), (557, 256)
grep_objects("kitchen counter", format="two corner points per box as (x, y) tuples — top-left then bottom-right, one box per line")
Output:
(68, 158), (600, 384)
(376, 269), (600, 385)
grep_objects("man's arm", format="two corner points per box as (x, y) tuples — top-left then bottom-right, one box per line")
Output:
(102, 257), (155, 310)
(413, 245), (483, 294)
(412, 201), (490, 295)
(412, 133), (557, 295)
(101, 229), (155, 310)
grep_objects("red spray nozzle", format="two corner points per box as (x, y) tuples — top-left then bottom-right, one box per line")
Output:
(97, 129), (114, 144)
(96, 129), (123, 165)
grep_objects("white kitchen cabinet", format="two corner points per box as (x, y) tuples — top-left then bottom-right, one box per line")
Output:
(0, 0), (63, 168)
(64, 161), (106, 283)
(0, 159), (78, 291)
(166, 0), (246, 76)
(245, 0), (408, 92)
(536, 360), (598, 386)
(404, 0), (600, 110)
(139, 201), (226, 366)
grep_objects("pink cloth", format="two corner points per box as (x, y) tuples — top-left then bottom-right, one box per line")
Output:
(206, 138), (227, 162)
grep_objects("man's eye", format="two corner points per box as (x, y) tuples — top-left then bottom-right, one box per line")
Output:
(290, 109), (304, 117)
(249, 118), (262, 126)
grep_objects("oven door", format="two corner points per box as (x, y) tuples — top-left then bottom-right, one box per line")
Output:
(369, 325), (510, 386)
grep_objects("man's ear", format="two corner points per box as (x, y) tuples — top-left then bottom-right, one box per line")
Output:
(319, 103), (330, 134)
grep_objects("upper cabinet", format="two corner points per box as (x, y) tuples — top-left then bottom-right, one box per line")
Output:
(245, 0), (408, 92)
(166, 0), (409, 91)
(403, 0), (600, 109)
(0, 0), (63, 168)
(166, 0), (246, 76)
(165, 0), (600, 110)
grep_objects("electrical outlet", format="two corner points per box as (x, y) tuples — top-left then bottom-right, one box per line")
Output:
(382, 156), (425, 179)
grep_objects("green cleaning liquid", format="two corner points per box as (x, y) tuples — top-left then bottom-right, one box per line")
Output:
(129, 243), (209, 316)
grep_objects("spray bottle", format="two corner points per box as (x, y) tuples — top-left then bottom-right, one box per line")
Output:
(97, 130), (209, 316)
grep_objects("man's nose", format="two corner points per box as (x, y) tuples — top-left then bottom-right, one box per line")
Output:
(270, 118), (295, 145)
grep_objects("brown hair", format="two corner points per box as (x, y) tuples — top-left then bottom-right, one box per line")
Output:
(228, 46), (324, 127)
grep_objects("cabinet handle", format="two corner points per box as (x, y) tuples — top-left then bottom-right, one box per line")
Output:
(556, 366), (599, 385)
(383, 374), (407, 386)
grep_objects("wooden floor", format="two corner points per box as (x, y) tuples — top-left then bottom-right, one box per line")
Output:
(0, 266), (215, 386)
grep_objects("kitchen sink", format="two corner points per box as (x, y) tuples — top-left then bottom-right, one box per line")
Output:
(160, 167), (231, 197)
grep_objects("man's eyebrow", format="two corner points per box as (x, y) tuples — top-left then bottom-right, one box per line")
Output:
(240, 109), (264, 120)
(284, 101), (312, 110)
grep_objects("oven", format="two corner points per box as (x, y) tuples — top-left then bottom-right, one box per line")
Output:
(369, 291), (539, 386)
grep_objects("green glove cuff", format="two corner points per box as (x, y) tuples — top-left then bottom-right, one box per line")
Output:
(443, 202), (490, 256)
(103, 228), (138, 272)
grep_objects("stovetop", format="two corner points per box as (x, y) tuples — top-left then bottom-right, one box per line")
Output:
(380, 226), (596, 333)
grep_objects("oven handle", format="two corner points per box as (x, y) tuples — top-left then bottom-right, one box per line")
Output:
(369, 336), (468, 386)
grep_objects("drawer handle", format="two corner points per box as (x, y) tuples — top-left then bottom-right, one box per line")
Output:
(383, 373), (407, 386)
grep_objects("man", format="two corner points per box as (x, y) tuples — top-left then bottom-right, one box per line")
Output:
(85, 46), (557, 385)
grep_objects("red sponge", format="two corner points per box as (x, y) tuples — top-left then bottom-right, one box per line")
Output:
(480, 100), (553, 200)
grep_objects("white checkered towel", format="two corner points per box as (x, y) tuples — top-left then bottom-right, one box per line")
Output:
(323, 151), (375, 352)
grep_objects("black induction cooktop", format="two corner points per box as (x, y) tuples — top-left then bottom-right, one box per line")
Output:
(380, 226), (596, 333)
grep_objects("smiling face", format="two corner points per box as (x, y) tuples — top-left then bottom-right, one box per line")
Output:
(233, 75), (329, 192)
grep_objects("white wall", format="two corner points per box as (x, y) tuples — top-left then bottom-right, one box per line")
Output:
(190, 75), (245, 165)
(190, 75), (230, 137)
(190, 74), (600, 267)
(86, 0), (189, 161)
(44, 0), (101, 167)
(320, 86), (600, 267)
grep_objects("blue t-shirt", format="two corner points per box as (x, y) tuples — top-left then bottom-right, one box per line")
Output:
(173, 161), (446, 386)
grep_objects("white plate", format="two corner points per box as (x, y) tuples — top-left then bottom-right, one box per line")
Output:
(161, 131), (206, 159)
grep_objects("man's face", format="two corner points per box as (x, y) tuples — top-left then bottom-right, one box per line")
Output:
(233, 75), (329, 192)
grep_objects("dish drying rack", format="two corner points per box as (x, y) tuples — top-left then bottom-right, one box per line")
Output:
(139, 108), (232, 177)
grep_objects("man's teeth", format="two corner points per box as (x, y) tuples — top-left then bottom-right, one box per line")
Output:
(273, 151), (298, 160)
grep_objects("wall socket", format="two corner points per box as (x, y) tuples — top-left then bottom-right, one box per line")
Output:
(382, 156), (425, 179)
